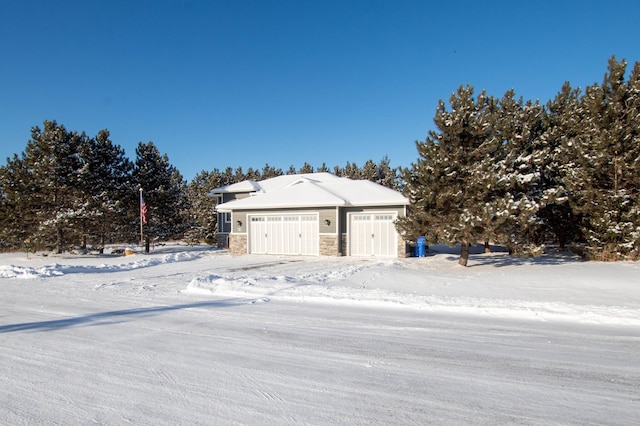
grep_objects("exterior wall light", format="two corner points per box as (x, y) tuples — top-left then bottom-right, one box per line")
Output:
(325, 219), (331, 225)
(236, 220), (242, 226)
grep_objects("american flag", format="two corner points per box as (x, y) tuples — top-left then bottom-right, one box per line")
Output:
(140, 195), (148, 224)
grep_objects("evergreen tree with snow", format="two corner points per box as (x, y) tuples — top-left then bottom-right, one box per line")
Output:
(360, 159), (378, 181)
(342, 161), (361, 180)
(77, 129), (134, 249)
(539, 82), (584, 250)
(298, 162), (314, 174)
(316, 162), (330, 173)
(375, 155), (403, 191)
(184, 170), (221, 245)
(285, 165), (298, 175)
(490, 91), (548, 255)
(6, 121), (86, 253)
(397, 85), (497, 266)
(133, 141), (189, 244)
(260, 163), (283, 179)
(0, 155), (33, 251)
(569, 57), (640, 259)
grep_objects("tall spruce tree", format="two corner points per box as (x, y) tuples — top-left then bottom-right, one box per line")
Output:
(316, 162), (330, 173)
(0, 155), (33, 251)
(260, 163), (283, 179)
(298, 162), (314, 174)
(77, 130), (134, 249)
(397, 85), (496, 265)
(184, 170), (221, 245)
(133, 141), (189, 245)
(570, 57), (640, 259)
(17, 121), (86, 252)
(376, 156), (403, 190)
(540, 82), (584, 250)
(491, 92), (548, 255)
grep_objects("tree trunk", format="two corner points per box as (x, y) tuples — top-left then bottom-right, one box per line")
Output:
(484, 241), (491, 253)
(56, 227), (64, 254)
(459, 240), (469, 266)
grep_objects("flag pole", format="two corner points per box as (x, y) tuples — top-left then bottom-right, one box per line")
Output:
(139, 187), (144, 248)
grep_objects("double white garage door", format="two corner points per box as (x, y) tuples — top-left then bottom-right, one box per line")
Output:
(248, 212), (398, 257)
(249, 214), (319, 255)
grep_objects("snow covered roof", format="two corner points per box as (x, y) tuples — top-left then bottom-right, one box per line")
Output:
(214, 172), (408, 211)
(209, 180), (263, 194)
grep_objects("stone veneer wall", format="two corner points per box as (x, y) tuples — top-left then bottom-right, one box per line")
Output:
(398, 236), (410, 258)
(319, 234), (339, 256)
(341, 233), (348, 257)
(229, 234), (247, 255)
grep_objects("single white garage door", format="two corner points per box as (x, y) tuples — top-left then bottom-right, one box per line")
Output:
(349, 212), (398, 257)
(249, 214), (319, 255)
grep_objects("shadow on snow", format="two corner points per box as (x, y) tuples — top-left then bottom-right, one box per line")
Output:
(0, 299), (245, 334)
(428, 243), (583, 267)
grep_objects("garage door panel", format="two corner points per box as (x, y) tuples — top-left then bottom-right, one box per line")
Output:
(349, 213), (397, 257)
(250, 217), (267, 254)
(249, 214), (318, 255)
(300, 215), (318, 255)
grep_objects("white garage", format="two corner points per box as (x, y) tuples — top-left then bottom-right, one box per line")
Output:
(348, 212), (398, 257)
(249, 214), (319, 255)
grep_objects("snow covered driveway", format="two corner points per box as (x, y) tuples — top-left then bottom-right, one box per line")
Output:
(1, 246), (639, 424)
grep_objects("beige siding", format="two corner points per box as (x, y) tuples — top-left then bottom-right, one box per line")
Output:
(318, 208), (337, 234)
(232, 211), (248, 234)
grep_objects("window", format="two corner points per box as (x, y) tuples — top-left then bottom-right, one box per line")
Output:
(224, 212), (231, 223)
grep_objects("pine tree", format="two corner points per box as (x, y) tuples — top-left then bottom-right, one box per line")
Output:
(18, 121), (85, 252)
(260, 163), (283, 179)
(184, 170), (221, 245)
(285, 165), (297, 175)
(77, 130), (134, 250)
(491, 92), (548, 255)
(298, 162), (314, 174)
(245, 167), (260, 181)
(343, 161), (361, 179)
(360, 159), (378, 181)
(397, 85), (496, 266)
(133, 141), (189, 245)
(221, 167), (236, 186)
(0, 155), (33, 251)
(570, 57), (640, 259)
(539, 82), (584, 250)
(316, 162), (330, 173)
(376, 156), (402, 190)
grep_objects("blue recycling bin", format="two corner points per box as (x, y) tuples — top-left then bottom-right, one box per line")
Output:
(416, 236), (427, 257)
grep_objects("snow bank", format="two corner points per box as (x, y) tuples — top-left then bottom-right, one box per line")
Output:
(0, 250), (203, 279)
(1, 246), (639, 326)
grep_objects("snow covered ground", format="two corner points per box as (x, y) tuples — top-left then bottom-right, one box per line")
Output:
(1, 244), (639, 424)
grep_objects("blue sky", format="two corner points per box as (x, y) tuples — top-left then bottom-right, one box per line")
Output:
(1, 0), (639, 181)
